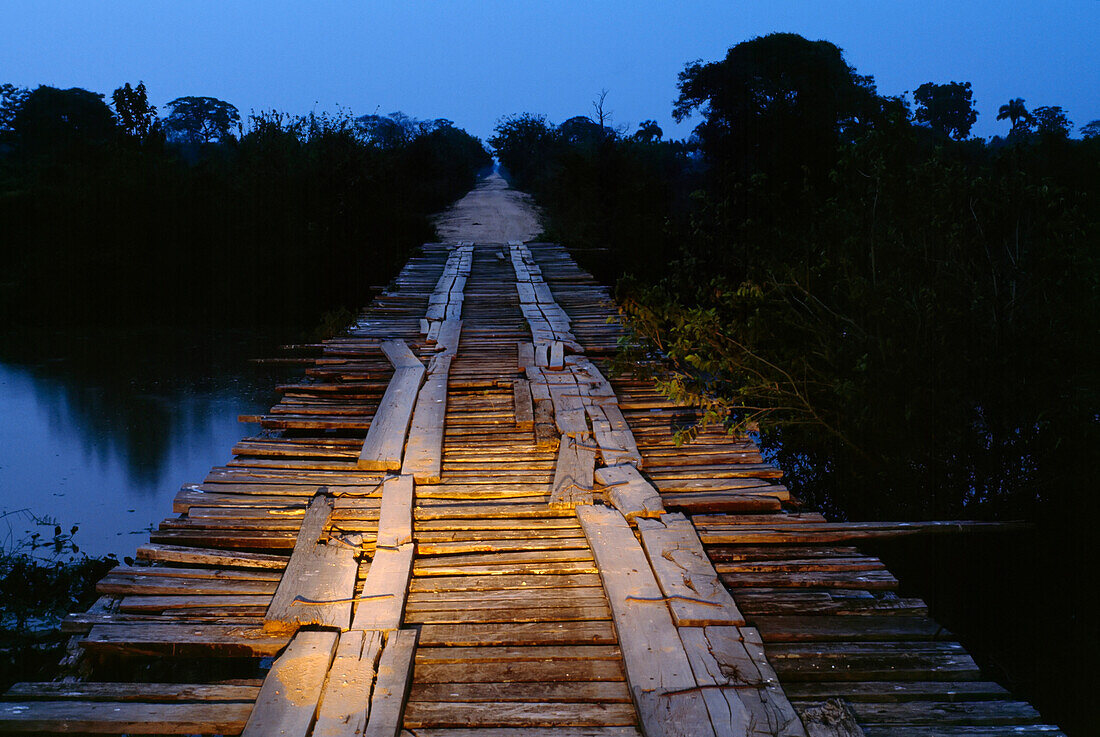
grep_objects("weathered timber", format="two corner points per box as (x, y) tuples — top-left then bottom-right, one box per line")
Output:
(242, 629), (338, 737)
(358, 340), (426, 470)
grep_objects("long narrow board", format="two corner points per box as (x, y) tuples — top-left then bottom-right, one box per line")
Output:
(364, 629), (418, 737)
(358, 340), (425, 470)
(403, 356), (452, 483)
(242, 630), (338, 737)
(314, 629), (385, 737)
(265, 494), (358, 633)
(577, 504), (716, 737)
(636, 514), (745, 627)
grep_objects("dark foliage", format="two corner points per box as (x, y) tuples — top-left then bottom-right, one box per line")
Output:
(0, 89), (491, 331)
(492, 34), (1099, 525)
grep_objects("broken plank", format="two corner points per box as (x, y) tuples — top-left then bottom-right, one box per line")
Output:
(576, 504), (715, 737)
(636, 514), (744, 627)
(551, 436), (596, 509)
(594, 464), (663, 522)
(365, 629), (418, 737)
(314, 629), (385, 737)
(265, 494), (358, 633)
(351, 544), (415, 631)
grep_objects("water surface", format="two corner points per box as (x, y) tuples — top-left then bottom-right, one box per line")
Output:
(0, 327), (298, 558)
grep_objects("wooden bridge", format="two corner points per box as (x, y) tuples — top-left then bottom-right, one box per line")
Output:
(1, 179), (1062, 735)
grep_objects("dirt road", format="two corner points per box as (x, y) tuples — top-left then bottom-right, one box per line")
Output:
(432, 170), (542, 243)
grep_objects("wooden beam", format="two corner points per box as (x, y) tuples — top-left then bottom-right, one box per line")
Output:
(576, 504), (715, 737)
(265, 494), (358, 633)
(313, 629), (385, 737)
(636, 514), (745, 627)
(359, 341), (425, 471)
(241, 630), (338, 737)
(364, 629), (418, 737)
(595, 464), (664, 522)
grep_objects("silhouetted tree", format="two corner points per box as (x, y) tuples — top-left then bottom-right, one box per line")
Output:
(913, 81), (977, 140)
(673, 33), (881, 179)
(592, 88), (612, 131)
(0, 83), (29, 138)
(559, 115), (603, 146)
(633, 120), (663, 143)
(1081, 120), (1100, 140)
(163, 96), (240, 144)
(1032, 105), (1071, 138)
(997, 97), (1033, 137)
(11, 86), (117, 152)
(111, 82), (158, 142)
(489, 113), (558, 188)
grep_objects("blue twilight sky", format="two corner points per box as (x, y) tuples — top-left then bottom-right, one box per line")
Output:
(2, 2), (1097, 142)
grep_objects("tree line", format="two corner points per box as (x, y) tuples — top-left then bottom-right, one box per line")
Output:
(490, 33), (1099, 522)
(0, 82), (491, 330)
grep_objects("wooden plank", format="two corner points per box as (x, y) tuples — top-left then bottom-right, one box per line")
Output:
(0, 701), (253, 734)
(417, 621), (616, 647)
(636, 514), (744, 627)
(359, 341), (426, 470)
(314, 629), (385, 737)
(549, 340), (565, 369)
(679, 626), (807, 736)
(81, 623), (289, 658)
(517, 342), (535, 370)
(4, 681), (261, 702)
(513, 379), (534, 430)
(365, 629), (418, 737)
(576, 504), (715, 737)
(594, 464), (663, 521)
(434, 319), (463, 356)
(242, 629), (339, 737)
(136, 544), (288, 569)
(408, 680), (631, 703)
(265, 494), (358, 633)
(402, 700), (637, 728)
(400, 730), (641, 737)
(382, 339), (426, 371)
(551, 436), (596, 509)
(403, 360), (450, 483)
(351, 545), (415, 630)
(377, 475), (414, 549)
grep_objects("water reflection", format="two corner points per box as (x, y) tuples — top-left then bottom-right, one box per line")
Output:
(0, 327), (297, 557)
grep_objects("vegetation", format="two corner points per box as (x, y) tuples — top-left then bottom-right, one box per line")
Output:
(0, 511), (116, 690)
(491, 32), (1099, 523)
(0, 84), (491, 331)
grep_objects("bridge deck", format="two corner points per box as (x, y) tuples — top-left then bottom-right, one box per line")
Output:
(0, 184), (1062, 735)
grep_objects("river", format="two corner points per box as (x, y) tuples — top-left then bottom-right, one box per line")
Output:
(0, 326), (298, 558)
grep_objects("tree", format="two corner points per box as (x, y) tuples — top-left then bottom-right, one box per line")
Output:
(163, 96), (240, 144)
(1032, 105), (1071, 138)
(673, 33), (881, 176)
(996, 98), (1033, 137)
(1081, 120), (1100, 140)
(111, 82), (158, 141)
(591, 88), (613, 132)
(0, 83), (29, 137)
(489, 113), (559, 188)
(559, 115), (603, 146)
(11, 86), (117, 152)
(913, 81), (977, 140)
(633, 120), (663, 143)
